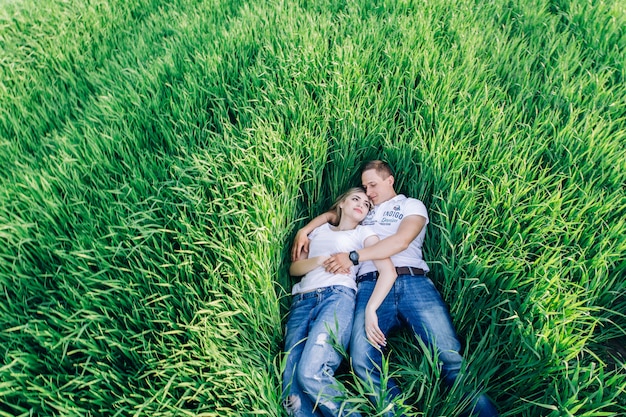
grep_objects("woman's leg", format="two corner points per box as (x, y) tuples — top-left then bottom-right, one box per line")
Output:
(283, 294), (322, 417)
(296, 286), (358, 417)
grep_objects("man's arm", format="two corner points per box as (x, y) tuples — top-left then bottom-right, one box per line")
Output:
(290, 211), (337, 261)
(323, 214), (427, 273)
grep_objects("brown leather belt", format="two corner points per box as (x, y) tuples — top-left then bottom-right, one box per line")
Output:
(356, 266), (426, 283)
(395, 266), (426, 276)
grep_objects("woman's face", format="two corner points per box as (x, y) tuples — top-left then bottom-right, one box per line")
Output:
(340, 191), (372, 222)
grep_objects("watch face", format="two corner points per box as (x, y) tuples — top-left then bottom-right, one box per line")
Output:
(349, 251), (359, 263)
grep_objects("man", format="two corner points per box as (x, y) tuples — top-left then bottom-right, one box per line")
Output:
(291, 160), (498, 417)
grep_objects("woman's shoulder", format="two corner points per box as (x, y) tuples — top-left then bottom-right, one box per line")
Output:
(310, 222), (332, 237)
(355, 224), (377, 239)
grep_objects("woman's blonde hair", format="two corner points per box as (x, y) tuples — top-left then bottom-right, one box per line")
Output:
(328, 187), (370, 226)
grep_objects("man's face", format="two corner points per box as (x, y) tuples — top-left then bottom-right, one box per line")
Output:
(361, 169), (394, 205)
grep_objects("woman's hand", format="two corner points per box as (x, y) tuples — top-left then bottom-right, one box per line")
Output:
(365, 306), (386, 347)
(291, 229), (310, 261)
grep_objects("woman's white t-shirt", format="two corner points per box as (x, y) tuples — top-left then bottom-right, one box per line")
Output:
(291, 223), (376, 295)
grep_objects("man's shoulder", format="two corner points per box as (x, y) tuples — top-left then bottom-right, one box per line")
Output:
(390, 195), (428, 218)
(391, 194), (425, 208)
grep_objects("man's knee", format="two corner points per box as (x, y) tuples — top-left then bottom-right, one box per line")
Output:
(350, 346), (382, 387)
(350, 351), (370, 380)
(439, 349), (464, 386)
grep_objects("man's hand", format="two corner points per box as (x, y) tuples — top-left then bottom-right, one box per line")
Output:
(323, 253), (352, 274)
(365, 307), (386, 347)
(291, 229), (310, 262)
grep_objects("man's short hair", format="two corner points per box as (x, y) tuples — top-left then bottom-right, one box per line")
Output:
(361, 160), (394, 178)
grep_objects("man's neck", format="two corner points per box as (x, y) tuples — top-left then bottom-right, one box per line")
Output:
(378, 192), (398, 205)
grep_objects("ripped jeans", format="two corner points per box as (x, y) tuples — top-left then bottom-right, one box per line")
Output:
(282, 285), (359, 417)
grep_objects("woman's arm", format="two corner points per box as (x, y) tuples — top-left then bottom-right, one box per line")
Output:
(360, 235), (397, 347)
(289, 254), (329, 277)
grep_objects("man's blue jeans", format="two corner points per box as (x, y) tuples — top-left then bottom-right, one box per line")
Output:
(282, 285), (360, 417)
(350, 274), (498, 417)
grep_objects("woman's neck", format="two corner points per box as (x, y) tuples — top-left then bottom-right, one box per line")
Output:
(333, 218), (358, 231)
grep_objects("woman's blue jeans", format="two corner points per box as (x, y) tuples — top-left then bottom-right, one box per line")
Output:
(282, 285), (359, 417)
(350, 274), (499, 417)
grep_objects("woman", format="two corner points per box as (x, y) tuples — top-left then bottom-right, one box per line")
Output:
(282, 187), (396, 417)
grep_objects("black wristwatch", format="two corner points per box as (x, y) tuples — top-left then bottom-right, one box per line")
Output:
(349, 250), (360, 266)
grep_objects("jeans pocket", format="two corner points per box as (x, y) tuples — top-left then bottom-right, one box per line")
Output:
(332, 285), (356, 299)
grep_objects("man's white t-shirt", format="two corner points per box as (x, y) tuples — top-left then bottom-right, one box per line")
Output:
(292, 223), (376, 294)
(358, 194), (430, 276)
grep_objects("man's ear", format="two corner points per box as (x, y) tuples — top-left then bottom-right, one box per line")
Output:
(388, 175), (395, 187)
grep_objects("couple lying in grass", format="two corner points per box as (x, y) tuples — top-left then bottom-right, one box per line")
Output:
(282, 160), (499, 417)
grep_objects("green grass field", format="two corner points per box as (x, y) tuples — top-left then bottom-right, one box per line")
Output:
(1, 0), (624, 415)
